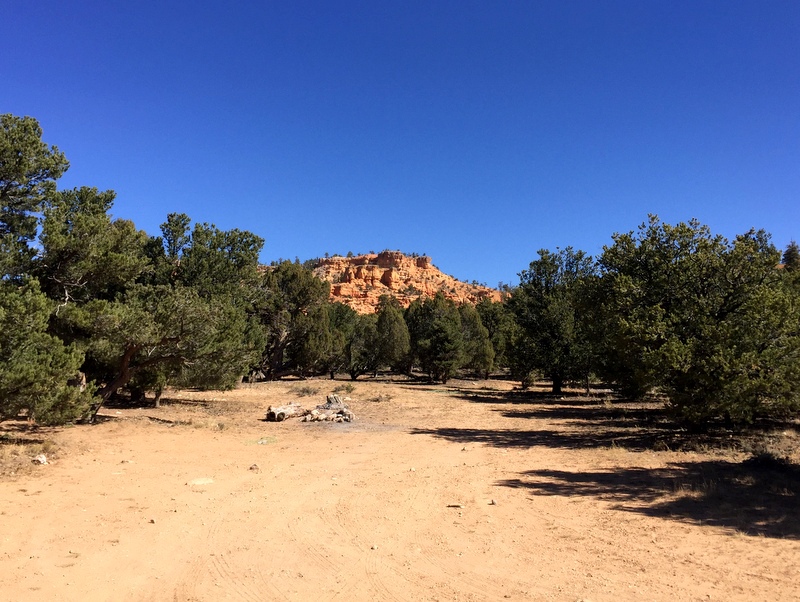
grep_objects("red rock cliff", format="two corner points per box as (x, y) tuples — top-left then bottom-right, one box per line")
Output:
(312, 251), (501, 314)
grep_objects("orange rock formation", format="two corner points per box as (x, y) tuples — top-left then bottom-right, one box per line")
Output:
(312, 251), (502, 314)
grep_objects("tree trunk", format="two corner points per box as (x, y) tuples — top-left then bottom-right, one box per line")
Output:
(551, 376), (563, 395)
(89, 345), (140, 423)
(266, 403), (305, 422)
(266, 332), (289, 379)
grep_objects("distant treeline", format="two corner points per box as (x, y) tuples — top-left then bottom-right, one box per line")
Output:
(2, 114), (799, 429)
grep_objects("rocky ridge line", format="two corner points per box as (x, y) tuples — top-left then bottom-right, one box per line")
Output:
(311, 251), (501, 314)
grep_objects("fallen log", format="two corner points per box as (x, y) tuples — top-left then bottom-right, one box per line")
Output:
(265, 403), (306, 422)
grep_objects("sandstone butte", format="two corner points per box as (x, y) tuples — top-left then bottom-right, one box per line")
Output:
(311, 250), (502, 314)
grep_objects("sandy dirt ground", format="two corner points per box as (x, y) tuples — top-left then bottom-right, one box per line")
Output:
(1, 378), (799, 601)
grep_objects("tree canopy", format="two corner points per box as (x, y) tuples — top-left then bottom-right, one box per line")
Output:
(598, 216), (800, 425)
(508, 247), (597, 393)
(1, 114), (799, 433)
(0, 279), (91, 424)
(783, 241), (800, 272)
(1, 114), (69, 277)
(406, 293), (464, 383)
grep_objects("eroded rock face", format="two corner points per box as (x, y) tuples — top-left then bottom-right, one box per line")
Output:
(312, 251), (501, 314)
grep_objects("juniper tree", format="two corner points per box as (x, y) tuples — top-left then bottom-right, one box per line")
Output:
(256, 260), (330, 378)
(405, 293), (464, 383)
(475, 298), (516, 372)
(599, 216), (800, 426)
(459, 303), (494, 378)
(38, 192), (262, 418)
(324, 302), (359, 378)
(375, 295), (410, 373)
(347, 313), (381, 380)
(508, 247), (597, 393)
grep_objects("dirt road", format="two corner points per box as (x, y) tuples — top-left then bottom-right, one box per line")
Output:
(1, 379), (798, 601)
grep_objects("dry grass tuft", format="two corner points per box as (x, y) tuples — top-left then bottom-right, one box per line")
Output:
(333, 383), (356, 395)
(0, 433), (60, 479)
(293, 384), (320, 397)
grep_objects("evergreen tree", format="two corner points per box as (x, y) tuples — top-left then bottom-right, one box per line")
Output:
(0, 114), (69, 278)
(405, 293), (464, 383)
(459, 303), (494, 378)
(600, 216), (800, 425)
(38, 194), (262, 418)
(256, 261), (330, 378)
(324, 302), (359, 378)
(291, 304), (335, 378)
(375, 295), (410, 373)
(475, 298), (517, 372)
(347, 313), (381, 380)
(783, 240), (800, 272)
(178, 222), (263, 298)
(0, 280), (91, 424)
(508, 247), (596, 393)
(37, 187), (150, 304)
(161, 212), (192, 261)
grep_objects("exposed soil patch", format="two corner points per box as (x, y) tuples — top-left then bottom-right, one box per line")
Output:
(1, 378), (798, 601)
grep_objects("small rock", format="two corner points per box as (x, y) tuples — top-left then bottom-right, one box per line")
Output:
(187, 477), (214, 486)
(371, 545), (378, 550)
(149, 519), (156, 524)
(249, 464), (260, 472)
(489, 499), (497, 505)
(32, 454), (48, 465)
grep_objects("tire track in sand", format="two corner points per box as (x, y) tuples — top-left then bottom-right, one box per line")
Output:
(335, 473), (425, 600)
(405, 465), (501, 602)
(175, 499), (288, 601)
(286, 489), (365, 601)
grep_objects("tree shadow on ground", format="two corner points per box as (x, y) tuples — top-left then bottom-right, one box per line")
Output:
(451, 387), (644, 407)
(410, 419), (790, 454)
(499, 405), (663, 425)
(411, 386), (800, 539)
(413, 387), (567, 406)
(441, 387), (786, 453)
(0, 435), (48, 446)
(497, 455), (800, 539)
(103, 396), (213, 410)
(0, 420), (50, 445)
(410, 425), (674, 452)
(411, 388), (693, 452)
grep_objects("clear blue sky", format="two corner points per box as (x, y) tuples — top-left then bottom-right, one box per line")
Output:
(4, 1), (799, 287)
